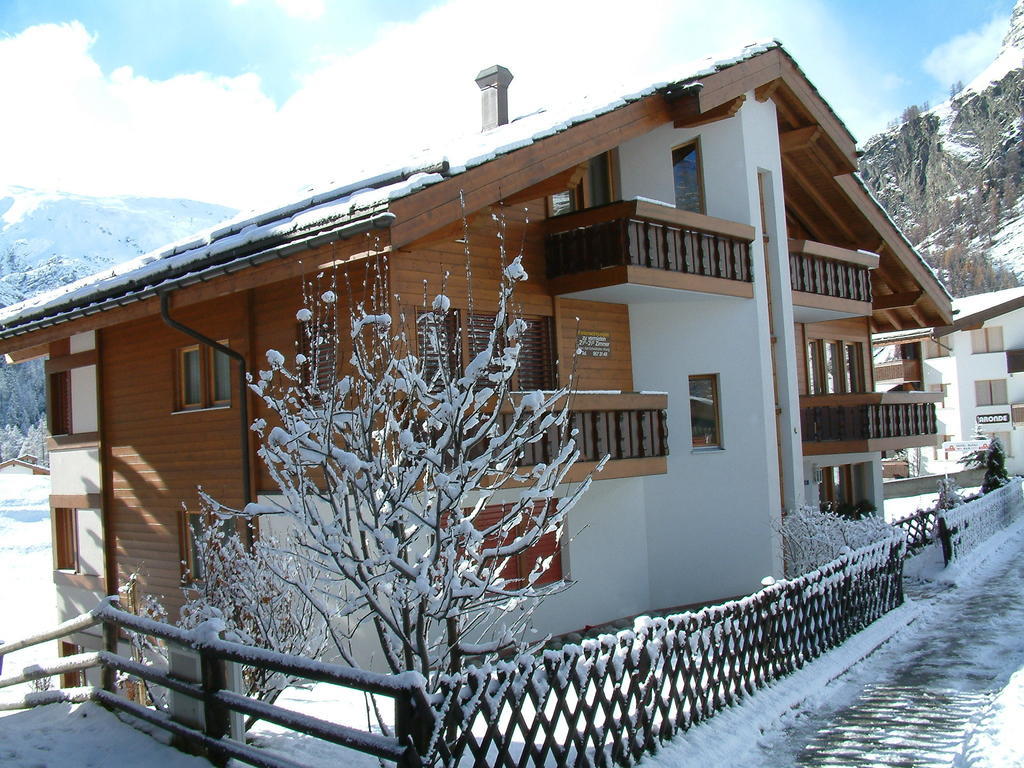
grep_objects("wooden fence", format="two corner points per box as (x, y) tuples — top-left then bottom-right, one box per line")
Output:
(430, 536), (905, 767)
(0, 598), (432, 768)
(938, 479), (1024, 564)
(888, 478), (1024, 565)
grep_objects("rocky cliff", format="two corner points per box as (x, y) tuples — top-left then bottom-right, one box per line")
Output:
(860, 0), (1024, 297)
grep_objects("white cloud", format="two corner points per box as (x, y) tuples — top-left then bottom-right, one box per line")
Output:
(923, 13), (1008, 88)
(0, 1), (918, 208)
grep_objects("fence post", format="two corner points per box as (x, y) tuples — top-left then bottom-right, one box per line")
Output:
(102, 619), (118, 693)
(199, 645), (231, 766)
(938, 516), (953, 567)
(395, 686), (433, 768)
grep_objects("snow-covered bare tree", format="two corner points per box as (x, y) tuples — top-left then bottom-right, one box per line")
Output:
(238, 242), (601, 689)
(778, 506), (895, 577)
(177, 506), (327, 719)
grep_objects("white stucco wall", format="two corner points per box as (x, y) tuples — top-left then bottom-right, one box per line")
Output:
(69, 331), (96, 354)
(50, 447), (101, 495)
(70, 364), (98, 433)
(531, 477), (650, 636)
(76, 507), (104, 577)
(616, 95), (795, 607)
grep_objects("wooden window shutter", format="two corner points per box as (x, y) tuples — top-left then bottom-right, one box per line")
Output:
(467, 312), (497, 362)
(417, 309), (461, 385)
(517, 317), (556, 391)
(472, 500), (562, 586)
(49, 371), (72, 435)
(298, 323), (338, 392)
(54, 508), (78, 571)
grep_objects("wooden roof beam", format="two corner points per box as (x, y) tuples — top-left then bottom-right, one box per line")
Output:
(672, 93), (746, 129)
(873, 290), (923, 311)
(783, 159), (860, 245)
(779, 125), (823, 154)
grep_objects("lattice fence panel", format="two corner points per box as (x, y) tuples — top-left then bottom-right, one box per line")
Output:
(432, 537), (905, 767)
(942, 479), (1024, 561)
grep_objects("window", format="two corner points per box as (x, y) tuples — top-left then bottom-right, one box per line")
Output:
(298, 323), (338, 392)
(807, 340), (867, 394)
(689, 374), (721, 448)
(971, 326), (1004, 354)
(818, 465), (854, 506)
(672, 141), (704, 213)
(923, 338), (950, 358)
(54, 507), (79, 571)
(975, 378), (1008, 406)
(60, 642), (85, 688)
(179, 509), (237, 582)
(417, 309), (461, 386)
(1013, 403), (1024, 427)
(176, 343), (232, 411)
(467, 312), (556, 391)
(473, 501), (563, 586)
(49, 370), (72, 436)
(549, 152), (616, 217)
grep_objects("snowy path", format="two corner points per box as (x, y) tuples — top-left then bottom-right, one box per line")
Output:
(698, 531), (1024, 768)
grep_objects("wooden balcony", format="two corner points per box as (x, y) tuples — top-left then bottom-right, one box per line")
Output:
(506, 391), (669, 481)
(790, 240), (876, 320)
(873, 358), (923, 384)
(800, 391), (941, 456)
(544, 200), (755, 302)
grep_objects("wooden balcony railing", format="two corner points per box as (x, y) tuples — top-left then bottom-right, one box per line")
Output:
(545, 200), (754, 287)
(873, 358), (923, 384)
(789, 240), (875, 305)
(800, 392), (940, 454)
(504, 392), (669, 477)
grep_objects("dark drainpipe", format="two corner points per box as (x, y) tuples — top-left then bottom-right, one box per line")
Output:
(160, 291), (252, 507)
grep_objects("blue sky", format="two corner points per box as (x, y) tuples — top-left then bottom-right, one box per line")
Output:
(0, 0), (1016, 208)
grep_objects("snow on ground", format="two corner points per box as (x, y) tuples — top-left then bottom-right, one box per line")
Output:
(0, 474), (56, 695)
(884, 486), (981, 522)
(642, 508), (1024, 768)
(0, 701), (210, 768)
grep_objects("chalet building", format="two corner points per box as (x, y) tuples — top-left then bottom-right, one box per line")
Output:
(0, 42), (950, 660)
(0, 454), (49, 475)
(875, 287), (1024, 475)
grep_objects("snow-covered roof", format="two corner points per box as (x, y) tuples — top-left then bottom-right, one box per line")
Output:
(0, 39), (849, 342)
(953, 287), (1024, 319)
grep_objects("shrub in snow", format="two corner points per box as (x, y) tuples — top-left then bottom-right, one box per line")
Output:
(779, 506), (897, 577)
(177, 507), (326, 723)
(936, 475), (963, 511)
(221, 234), (600, 698)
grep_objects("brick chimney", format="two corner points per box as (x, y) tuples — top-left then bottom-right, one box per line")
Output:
(475, 65), (513, 131)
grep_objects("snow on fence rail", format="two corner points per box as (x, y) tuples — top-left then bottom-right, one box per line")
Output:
(431, 534), (905, 767)
(0, 598), (433, 768)
(939, 479), (1024, 564)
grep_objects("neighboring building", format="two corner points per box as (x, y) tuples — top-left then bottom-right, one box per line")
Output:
(0, 455), (49, 475)
(0, 42), (950, 662)
(875, 287), (1024, 476)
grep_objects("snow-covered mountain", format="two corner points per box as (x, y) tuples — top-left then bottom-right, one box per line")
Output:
(860, 0), (1024, 297)
(0, 186), (236, 308)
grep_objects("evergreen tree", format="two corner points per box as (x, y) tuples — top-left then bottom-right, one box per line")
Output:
(981, 436), (1011, 493)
